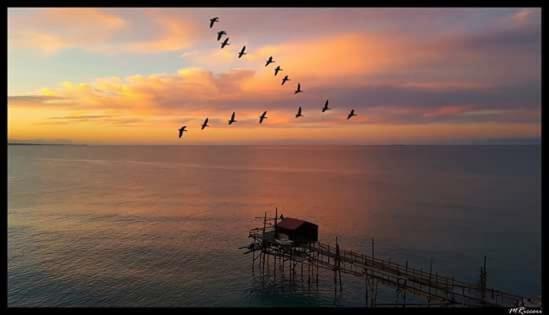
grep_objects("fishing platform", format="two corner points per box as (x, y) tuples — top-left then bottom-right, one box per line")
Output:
(240, 210), (541, 308)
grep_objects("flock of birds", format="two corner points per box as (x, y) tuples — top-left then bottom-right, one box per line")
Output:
(178, 16), (357, 139)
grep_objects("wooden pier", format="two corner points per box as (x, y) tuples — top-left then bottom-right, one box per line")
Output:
(241, 212), (534, 308)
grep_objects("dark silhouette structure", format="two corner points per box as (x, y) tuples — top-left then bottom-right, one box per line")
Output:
(275, 217), (319, 244)
(347, 109), (356, 120)
(322, 99), (330, 112)
(209, 17), (219, 28)
(221, 37), (230, 48)
(296, 106), (303, 118)
(228, 112), (237, 125)
(259, 111), (268, 124)
(217, 30), (226, 41)
(238, 46), (247, 58)
(178, 126), (187, 138)
(294, 83), (302, 94)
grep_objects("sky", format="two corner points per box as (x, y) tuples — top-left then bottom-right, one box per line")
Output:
(7, 8), (541, 145)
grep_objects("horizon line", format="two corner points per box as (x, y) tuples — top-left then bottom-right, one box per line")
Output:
(7, 142), (542, 147)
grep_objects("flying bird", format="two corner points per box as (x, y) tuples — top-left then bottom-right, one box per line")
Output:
(295, 106), (303, 118)
(178, 126), (187, 138)
(294, 83), (302, 94)
(221, 37), (230, 48)
(209, 17), (219, 28)
(217, 30), (226, 41)
(228, 112), (237, 125)
(281, 75), (290, 85)
(322, 99), (330, 112)
(347, 109), (357, 120)
(274, 66), (282, 76)
(201, 118), (209, 130)
(259, 111), (268, 124)
(265, 56), (274, 67)
(238, 46), (247, 58)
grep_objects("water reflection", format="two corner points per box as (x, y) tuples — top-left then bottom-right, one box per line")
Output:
(8, 145), (541, 306)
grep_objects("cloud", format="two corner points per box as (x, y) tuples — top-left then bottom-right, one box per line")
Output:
(48, 115), (112, 121)
(7, 8), (541, 144)
(8, 95), (72, 107)
(511, 8), (540, 26)
(8, 8), (197, 55)
(9, 8), (126, 55)
(9, 62), (540, 130)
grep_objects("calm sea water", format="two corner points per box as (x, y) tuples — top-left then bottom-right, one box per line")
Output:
(8, 145), (541, 307)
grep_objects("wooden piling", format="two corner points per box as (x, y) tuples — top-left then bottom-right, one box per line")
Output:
(428, 258), (433, 307)
(364, 267), (369, 307)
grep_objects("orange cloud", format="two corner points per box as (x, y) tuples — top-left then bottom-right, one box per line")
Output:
(189, 32), (411, 86)
(121, 13), (198, 53)
(9, 8), (126, 55)
(8, 8), (196, 55)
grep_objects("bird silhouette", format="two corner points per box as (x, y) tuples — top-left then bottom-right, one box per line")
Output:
(228, 112), (237, 125)
(274, 66), (282, 76)
(259, 111), (268, 124)
(265, 56), (274, 67)
(201, 118), (209, 130)
(209, 17), (219, 28)
(296, 106), (303, 118)
(347, 109), (357, 120)
(294, 83), (302, 94)
(322, 99), (330, 112)
(178, 126), (187, 138)
(281, 75), (290, 85)
(221, 37), (230, 48)
(217, 30), (226, 41)
(238, 46), (247, 58)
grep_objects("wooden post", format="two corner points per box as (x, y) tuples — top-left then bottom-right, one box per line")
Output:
(308, 258), (311, 288)
(261, 212), (267, 276)
(289, 249), (293, 281)
(273, 251), (276, 280)
(262, 212), (267, 239)
(480, 255), (487, 304)
(334, 265), (337, 294)
(428, 258), (433, 307)
(374, 280), (378, 307)
(274, 208), (278, 239)
(293, 260), (296, 282)
(371, 238), (375, 261)
(336, 237), (342, 292)
(316, 250), (319, 286)
(364, 267), (369, 307)
(262, 251), (266, 275)
(403, 260), (408, 308)
(403, 279), (407, 308)
(252, 248), (255, 273)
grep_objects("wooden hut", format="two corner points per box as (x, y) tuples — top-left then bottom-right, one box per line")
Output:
(275, 217), (318, 244)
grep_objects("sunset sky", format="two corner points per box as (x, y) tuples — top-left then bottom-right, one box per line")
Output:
(8, 8), (541, 145)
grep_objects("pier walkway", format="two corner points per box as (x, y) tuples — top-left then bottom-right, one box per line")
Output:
(242, 214), (532, 307)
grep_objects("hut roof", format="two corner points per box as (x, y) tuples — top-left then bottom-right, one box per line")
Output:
(277, 217), (311, 231)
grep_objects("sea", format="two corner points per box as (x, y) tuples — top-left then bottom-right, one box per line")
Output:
(7, 145), (541, 307)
